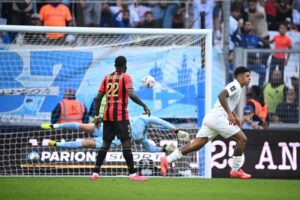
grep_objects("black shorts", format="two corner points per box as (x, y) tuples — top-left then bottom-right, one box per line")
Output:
(103, 120), (131, 142)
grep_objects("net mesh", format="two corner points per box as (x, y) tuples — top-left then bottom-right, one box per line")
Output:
(0, 128), (200, 176)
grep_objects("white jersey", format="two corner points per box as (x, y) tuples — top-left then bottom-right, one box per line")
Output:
(197, 79), (242, 140)
(212, 79), (242, 114)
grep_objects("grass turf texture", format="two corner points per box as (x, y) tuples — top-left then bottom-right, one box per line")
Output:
(0, 178), (299, 200)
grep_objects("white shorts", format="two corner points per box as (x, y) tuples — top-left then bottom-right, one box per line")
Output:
(196, 111), (241, 140)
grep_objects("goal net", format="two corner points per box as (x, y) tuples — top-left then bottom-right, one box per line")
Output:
(0, 25), (212, 177)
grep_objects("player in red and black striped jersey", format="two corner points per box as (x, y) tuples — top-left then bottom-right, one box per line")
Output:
(91, 56), (151, 181)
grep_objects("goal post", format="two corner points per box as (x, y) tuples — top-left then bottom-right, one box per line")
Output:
(0, 25), (213, 177)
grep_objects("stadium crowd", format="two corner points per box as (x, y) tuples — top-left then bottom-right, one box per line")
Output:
(0, 0), (299, 127)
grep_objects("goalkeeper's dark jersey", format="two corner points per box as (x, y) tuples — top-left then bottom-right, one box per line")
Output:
(99, 71), (133, 121)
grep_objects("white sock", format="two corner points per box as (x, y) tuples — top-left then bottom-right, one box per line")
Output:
(232, 156), (243, 171)
(167, 149), (183, 163)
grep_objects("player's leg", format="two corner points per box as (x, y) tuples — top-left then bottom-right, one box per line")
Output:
(49, 138), (96, 148)
(42, 122), (95, 134)
(50, 123), (80, 130)
(160, 125), (212, 176)
(91, 121), (113, 180)
(78, 123), (95, 134)
(211, 116), (251, 179)
(117, 121), (149, 181)
(160, 137), (208, 176)
(229, 130), (251, 179)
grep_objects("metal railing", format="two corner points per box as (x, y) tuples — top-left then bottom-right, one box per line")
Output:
(234, 48), (300, 127)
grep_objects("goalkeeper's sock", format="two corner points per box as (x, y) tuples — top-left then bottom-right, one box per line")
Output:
(94, 147), (108, 173)
(167, 149), (183, 163)
(232, 155), (243, 172)
(56, 141), (82, 148)
(123, 148), (137, 174)
(54, 123), (80, 130)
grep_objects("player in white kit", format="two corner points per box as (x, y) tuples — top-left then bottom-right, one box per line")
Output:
(160, 66), (252, 179)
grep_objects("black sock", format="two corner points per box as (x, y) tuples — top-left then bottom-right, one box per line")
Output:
(93, 147), (108, 174)
(123, 148), (136, 174)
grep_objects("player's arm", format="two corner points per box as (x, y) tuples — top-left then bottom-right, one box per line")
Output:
(232, 111), (241, 127)
(127, 89), (151, 116)
(143, 116), (190, 141)
(144, 116), (175, 129)
(218, 89), (236, 125)
(94, 92), (105, 128)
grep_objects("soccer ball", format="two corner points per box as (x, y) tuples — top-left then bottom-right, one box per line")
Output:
(27, 151), (40, 161)
(142, 75), (155, 88)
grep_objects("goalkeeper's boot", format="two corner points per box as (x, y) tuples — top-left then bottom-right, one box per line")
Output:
(160, 156), (169, 177)
(90, 172), (100, 181)
(128, 173), (149, 181)
(48, 140), (57, 147)
(230, 169), (252, 179)
(41, 123), (54, 130)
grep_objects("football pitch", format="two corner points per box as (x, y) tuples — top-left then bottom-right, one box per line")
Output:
(0, 177), (299, 200)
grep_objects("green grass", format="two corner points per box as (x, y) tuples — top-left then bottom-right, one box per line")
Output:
(0, 178), (299, 200)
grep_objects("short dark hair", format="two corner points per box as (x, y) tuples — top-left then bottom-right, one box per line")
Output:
(115, 56), (127, 68)
(279, 22), (288, 29)
(230, 4), (240, 13)
(63, 88), (76, 99)
(144, 11), (153, 16)
(234, 66), (250, 77)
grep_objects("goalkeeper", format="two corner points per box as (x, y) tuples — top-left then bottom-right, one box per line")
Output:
(41, 115), (190, 153)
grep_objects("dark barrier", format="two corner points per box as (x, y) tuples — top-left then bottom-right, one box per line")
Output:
(212, 129), (300, 179)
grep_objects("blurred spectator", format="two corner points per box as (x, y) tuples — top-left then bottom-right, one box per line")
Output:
(80, 0), (102, 27)
(100, 2), (114, 27)
(293, 0), (300, 31)
(51, 88), (88, 124)
(148, 1), (180, 28)
(275, 0), (293, 29)
(147, 2), (162, 22)
(192, 0), (214, 29)
(269, 23), (292, 80)
(241, 105), (264, 129)
(273, 89), (299, 123)
(213, 1), (222, 45)
(263, 70), (288, 116)
(172, 12), (184, 28)
(233, 20), (264, 48)
(110, 0), (139, 27)
(114, 9), (133, 27)
(39, 0), (73, 43)
(264, 0), (277, 30)
(228, 5), (242, 82)
(248, 57), (266, 88)
(138, 11), (160, 28)
(129, 0), (150, 22)
(11, 0), (33, 26)
(290, 73), (299, 102)
(232, 20), (265, 75)
(246, 85), (269, 127)
(245, 0), (269, 46)
(23, 13), (44, 44)
(229, 4), (242, 51)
